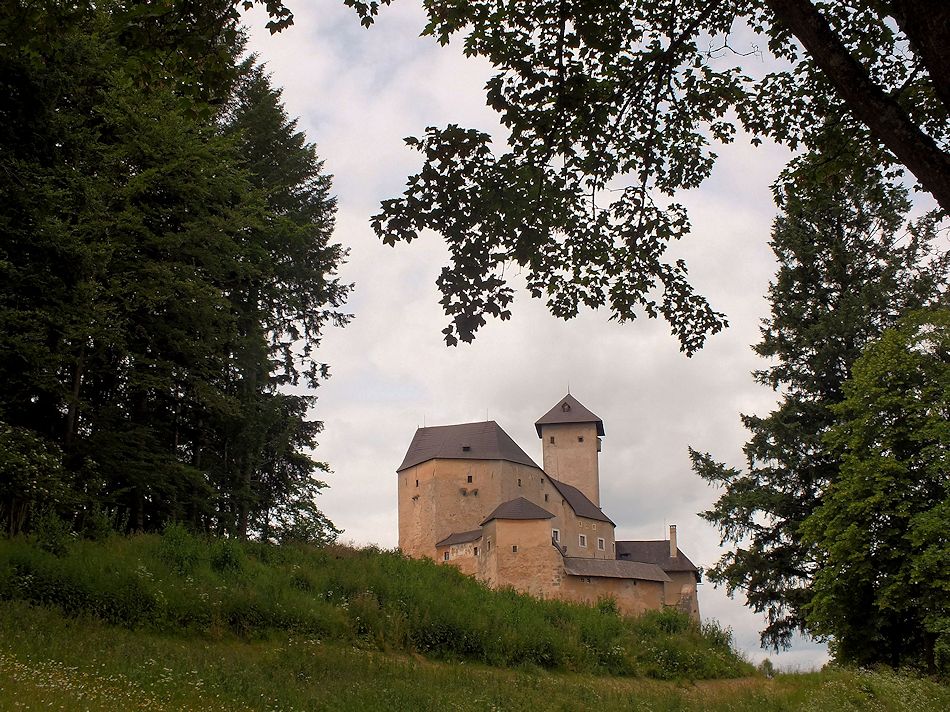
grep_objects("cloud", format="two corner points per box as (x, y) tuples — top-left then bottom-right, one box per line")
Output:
(246, 2), (827, 669)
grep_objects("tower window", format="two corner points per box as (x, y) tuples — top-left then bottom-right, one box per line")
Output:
(467, 475), (473, 483)
(578, 436), (584, 442)
(443, 552), (449, 561)
(549, 436), (555, 444)
(512, 545), (518, 553)
(544, 493), (549, 502)
(552, 529), (560, 543)
(415, 480), (419, 487)
(474, 546), (479, 555)
(579, 534), (587, 548)
(597, 538), (605, 551)
(517, 478), (522, 487)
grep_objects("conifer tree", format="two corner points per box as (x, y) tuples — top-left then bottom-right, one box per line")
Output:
(690, 151), (948, 650)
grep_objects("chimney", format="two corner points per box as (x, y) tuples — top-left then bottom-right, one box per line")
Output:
(669, 524), (678, 558)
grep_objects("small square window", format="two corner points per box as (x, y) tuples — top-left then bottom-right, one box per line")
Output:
(578, 436), (584, 442)
(597, 538), (605, 551)
(579, 534), (587, 548)
(467, 475), (473, 483)
(462, 445), (471, 452)
(443, 551), (449, 561)
(512, 545), (518, 553)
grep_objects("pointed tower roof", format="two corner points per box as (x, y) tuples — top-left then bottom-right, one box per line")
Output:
(397, 421), (540, 472)
(535, 393), (605, 437)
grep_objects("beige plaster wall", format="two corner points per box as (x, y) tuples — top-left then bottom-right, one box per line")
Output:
(666, 571), (701, 621)
(436, 539), (481, 577)
(398, 459), (545, 559)
(559, 575), (666, 617)
(539, 422), (601, 505)
(479, 519), (563, 597)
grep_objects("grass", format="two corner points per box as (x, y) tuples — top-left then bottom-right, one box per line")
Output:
(0, 529), (748, 679)
(1, 532), (948, 710)
(2, 602), (950, 711)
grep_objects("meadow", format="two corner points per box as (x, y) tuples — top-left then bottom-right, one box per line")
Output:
(1, 529), (948, 710)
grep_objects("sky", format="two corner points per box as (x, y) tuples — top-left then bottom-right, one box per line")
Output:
(246, 2), (829, 670)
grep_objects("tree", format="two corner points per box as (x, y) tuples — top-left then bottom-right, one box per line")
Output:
(338, 0), (949, 350)
(690, 153), (947, 650)
(801, 309), (950, 671)
(0, 3), (349, 540)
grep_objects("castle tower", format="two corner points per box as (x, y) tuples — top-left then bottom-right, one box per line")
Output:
(535, 394), (604, 506)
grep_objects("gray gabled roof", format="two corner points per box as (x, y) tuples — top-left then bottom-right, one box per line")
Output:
(535, 394), (605, 437)
(436, 529), (483, 547)
(616, 540), (701, 578)
(548, 478), (614, 525)
(481, 497), (555, 525)
(562, 557), (670, 582)
(397, 421), (540, 472)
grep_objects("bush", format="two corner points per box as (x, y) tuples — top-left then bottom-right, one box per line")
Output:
(158, 523), (201, 575)
(33, 509), (73, 557)
(210, 538), (245, 574)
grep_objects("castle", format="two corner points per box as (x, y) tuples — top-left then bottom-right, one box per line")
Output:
(397, 394), (700, 619)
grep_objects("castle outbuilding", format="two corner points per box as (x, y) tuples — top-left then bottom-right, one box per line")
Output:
(397, 394), (700, 619)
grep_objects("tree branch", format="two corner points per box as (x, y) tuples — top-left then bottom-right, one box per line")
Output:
(764, 0), (950, 212)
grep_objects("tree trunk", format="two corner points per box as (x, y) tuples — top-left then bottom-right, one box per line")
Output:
(764, 0), (950, 212)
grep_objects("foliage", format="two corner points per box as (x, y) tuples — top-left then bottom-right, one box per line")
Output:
(0, 533), (751, 680)
(691, 154), (948, 650)
(343, 0), (950, 350)
(0, 423), (71, 536)
(0, 3), (348, 540)
(801, 309), (950, 671)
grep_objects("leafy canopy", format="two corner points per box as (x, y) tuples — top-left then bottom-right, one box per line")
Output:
(340, 0), (949, 350)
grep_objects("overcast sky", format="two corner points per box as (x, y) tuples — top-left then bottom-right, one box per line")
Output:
(247, 2), (830, 669)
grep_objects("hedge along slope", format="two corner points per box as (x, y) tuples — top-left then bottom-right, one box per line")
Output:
(0, 528), (751, 680)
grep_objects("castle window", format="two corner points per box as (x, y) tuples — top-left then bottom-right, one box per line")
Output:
(467, 475), (473, 483)
(517, 478), (522, 487)
(415, 479), (419, 487)
(549, 436), (555, 444)
(552, 529), (560, 543)
(462, 445), (471, 452)
(443, 552), (449, 561)
(578, 436), (584, 442)
(579, 534), (587, 548)
(597, 538), (605, 551)
(474, 546), (479, 555)
(544, 493), (549, 502)
(512, 545), (518, 553)
(487, 540), (492, 551)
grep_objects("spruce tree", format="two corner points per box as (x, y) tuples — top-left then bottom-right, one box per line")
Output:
(691, 152), (948, 650)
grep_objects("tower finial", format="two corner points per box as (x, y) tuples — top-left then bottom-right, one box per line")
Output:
(567, 380), (570, 395)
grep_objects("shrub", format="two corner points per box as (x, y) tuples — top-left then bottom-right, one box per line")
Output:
(210, 538), (245, 574)
(158, 523), (201, 575)
(33, 509), (73, 557)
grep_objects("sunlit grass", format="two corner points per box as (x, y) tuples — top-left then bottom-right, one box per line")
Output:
(2, 602), (949, 711)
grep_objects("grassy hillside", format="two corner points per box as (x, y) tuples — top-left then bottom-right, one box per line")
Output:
(1, 531), (948, 710)
(0, 529), (744, 679)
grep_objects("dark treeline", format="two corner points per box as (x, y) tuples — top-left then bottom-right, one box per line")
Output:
(0, 2), (349, 541)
